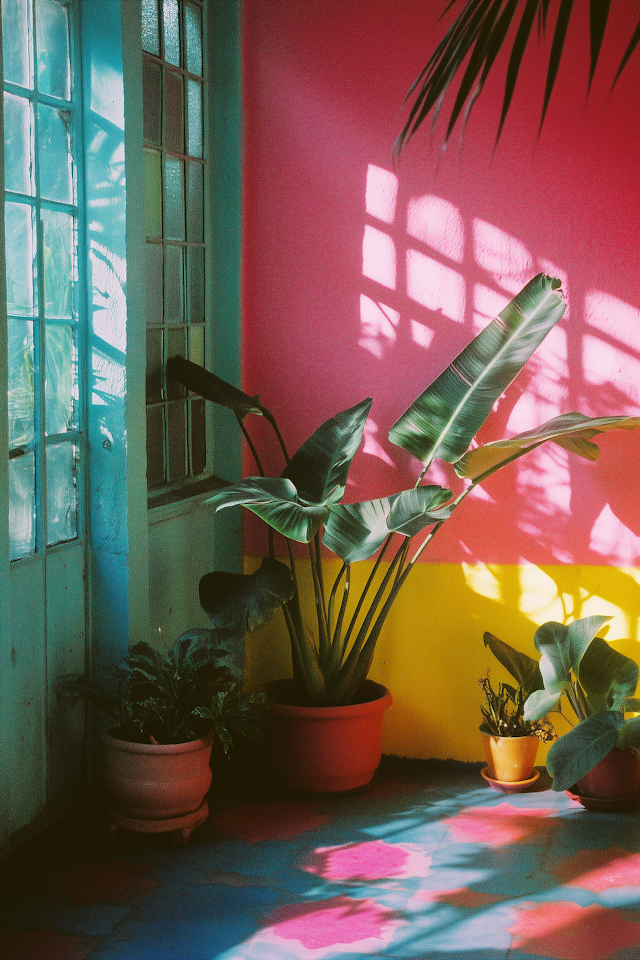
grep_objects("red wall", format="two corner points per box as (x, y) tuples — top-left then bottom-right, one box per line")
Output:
(241, 0), (640, 569)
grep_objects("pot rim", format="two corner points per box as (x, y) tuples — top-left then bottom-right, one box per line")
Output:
(103, 730), (214, 754)
(479, 729), (540, 741)
(264, 678), (392, 718)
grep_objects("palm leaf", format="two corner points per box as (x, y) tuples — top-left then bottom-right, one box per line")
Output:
(166, 355), (263, 420)
(454, 413), (640, 480)
(205, 477), (329, 543)
(388, 274), (565, 466)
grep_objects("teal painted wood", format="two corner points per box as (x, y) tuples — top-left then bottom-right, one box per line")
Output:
(207, 0), (243, 575)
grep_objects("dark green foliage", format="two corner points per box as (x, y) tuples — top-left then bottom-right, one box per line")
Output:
(58, 628), (265, 750)
(479, 671), (554, 739)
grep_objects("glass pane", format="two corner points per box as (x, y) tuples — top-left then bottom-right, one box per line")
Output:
(9, 452), (36, 560)
(144, 148), (163, 238)
(187, 246), (204, 323)
(42, 208), (74, 318)
(4, 93), (33, 195)
(146, 328), (163, 402)
(167, 400), (187, 481)
(5, 201), (35, 316)
(187, 80), (202, 158)
(46, 441), (78, 545)
(164, 244), (183, 322)
(146, 406), (165, 488)
(143, 60), (162, 145)
(3, 0), (33, 88)
(141, 0), (160, 56)
(38, 103), (73, 203)
(186, 162), (204, 242)
(191, 398), (206, 474)
(163, 0), (180, 66)
(146, 243), (163, 323)
(185, 3), (203, 76)
(36, 0), (71, 100)
(165, 70), (184, 154)
(8, 320), (35, 448)
(45, 324), (77, 435)
(163, 157), (184, 240)
(189, 324), (204, 367)
(167, 328), (186, 399)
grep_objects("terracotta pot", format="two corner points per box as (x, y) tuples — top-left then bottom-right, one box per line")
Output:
(576, 747), (640, 800)
(264, 679), (392, 793)
(481, 731), (539, 783)
(103, 731), (214, 819)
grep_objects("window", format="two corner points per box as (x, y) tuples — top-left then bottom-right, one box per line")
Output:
(4, 0), (81, 560)
(143, 0), (207, 490)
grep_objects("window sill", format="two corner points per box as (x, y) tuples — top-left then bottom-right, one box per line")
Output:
(147, 475), (229, 524)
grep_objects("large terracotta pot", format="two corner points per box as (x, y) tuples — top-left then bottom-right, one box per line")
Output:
(576, 747), (640, 801)
(481, 731), (539, 783)
(264, 679), (392, 793)
(103, 731), (214, 820)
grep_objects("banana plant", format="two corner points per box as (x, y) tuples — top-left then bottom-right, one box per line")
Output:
(522, 616), (640, 792)
(168, 274), (639, 706)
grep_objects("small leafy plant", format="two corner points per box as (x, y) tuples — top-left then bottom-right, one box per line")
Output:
(59, 629), (265, 753)
(479, 671), (554, 741)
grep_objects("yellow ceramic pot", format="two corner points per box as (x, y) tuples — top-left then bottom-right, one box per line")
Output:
(481, 731), (539, 783)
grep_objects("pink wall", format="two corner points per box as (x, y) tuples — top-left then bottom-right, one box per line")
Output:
(241, 0), (640, 568)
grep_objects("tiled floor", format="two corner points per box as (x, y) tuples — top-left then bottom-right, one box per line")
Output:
(2, 755), (640, 960)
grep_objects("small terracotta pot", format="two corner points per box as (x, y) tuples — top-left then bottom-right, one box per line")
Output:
(103, 731), (214, 820)
(264, 679), (392, 793)
(481, 731), (539, 783)
(576, 747), (640, 800)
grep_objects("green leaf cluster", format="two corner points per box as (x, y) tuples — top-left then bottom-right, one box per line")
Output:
(167, 275), (638, 707)
(58, 628), (265, 750)
(485, 617), (640, 791)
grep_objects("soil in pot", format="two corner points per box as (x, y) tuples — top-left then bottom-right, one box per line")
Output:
(264, 679), (392, 793)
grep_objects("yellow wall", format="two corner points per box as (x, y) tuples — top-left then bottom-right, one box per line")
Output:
(244, 556), (640, 764)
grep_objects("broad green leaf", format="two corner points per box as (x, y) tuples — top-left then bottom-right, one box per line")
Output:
(323, 485), (452, 563)
(566, 615), (613, 671)
(166, 356), (263, 419)
(199, 558), (294, 635)
(282, 399), (372, 505)
(388, 274), (565, 466)
(616, 716), (640, 752)
(546, 711), (624, 792)
(532, 620), (571, 684)
(483, 631), (543, 697)
(455, 414), (640, 480)
(205, 477), (328, 542)
(624, 698), (640, 714)
(578, 635), (639, 714)
(524, 685), (564, 722)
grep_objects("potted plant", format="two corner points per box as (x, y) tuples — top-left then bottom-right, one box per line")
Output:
(168, 274), (638, 792)
(59, 629), (265, 839)
(522, 615), (640, 808)
(478, 670), (554, 788)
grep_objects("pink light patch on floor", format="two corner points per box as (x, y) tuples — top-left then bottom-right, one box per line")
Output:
(408, 886), (505, 909)
(301, 840), (432, 881)
(261, 895), (403, 955)
(444, 802), (555, 847)
(36, 860), (159, 907)
(508, 900), (640, 960)
(211, 800), (331, 842)
(553, 846), (640, 892)
(0, 925), (92, 960)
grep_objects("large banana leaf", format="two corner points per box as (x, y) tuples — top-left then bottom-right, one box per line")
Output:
(199, 559), (295, 634)
(389, 274), (565, 466)
(546, 711), (625, 792)
(483, 631), (544, 697)
(205, 477), (329, 543)
(281, 399), (372, 504)
(323, 485), (453, 564)
(455, 413), (640, 480)
(167, 355), (264, 419)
